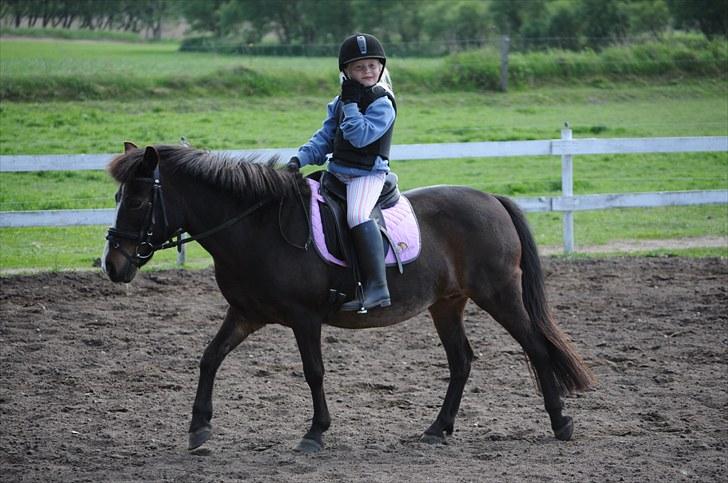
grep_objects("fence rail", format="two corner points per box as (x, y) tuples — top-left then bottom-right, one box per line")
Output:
(1, 131), (726, 254)
(3, 136), (726, 171)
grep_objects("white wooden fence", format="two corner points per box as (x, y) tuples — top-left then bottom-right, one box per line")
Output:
(1, 128), (726, 256)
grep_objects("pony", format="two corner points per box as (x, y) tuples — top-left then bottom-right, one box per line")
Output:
(102, 143), (594, 453)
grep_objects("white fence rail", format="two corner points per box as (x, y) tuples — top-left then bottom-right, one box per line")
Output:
(1, 130), (726, 255)
(3, 136), (726, 171)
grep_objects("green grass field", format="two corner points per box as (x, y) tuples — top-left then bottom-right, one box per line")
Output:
(0, 38), (726, 271)
(1, 34), (725, 101)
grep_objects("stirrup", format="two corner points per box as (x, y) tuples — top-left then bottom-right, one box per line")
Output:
(341, 282), (368, 313)
(340, 295), (391, 313)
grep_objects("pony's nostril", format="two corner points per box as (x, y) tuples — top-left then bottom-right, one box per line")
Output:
(105, 262), (116, 280)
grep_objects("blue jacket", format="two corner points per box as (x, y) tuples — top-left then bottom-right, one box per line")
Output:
(296, 93), (396, 176)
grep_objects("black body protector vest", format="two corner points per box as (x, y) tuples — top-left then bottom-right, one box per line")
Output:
(332, 85), (396, 170)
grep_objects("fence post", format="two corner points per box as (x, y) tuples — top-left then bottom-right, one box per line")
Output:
(176, 233), (188, 266)
(561, 122), (575, 253)
(499, 35), (510, 92)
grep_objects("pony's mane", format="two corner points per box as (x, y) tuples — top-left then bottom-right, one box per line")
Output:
(108, 145), (309, 202)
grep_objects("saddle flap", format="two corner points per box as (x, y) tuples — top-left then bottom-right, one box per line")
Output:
(306, 177), (421, 270)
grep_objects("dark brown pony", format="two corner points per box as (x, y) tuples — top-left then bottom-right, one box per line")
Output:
(102, 143), (594, 453)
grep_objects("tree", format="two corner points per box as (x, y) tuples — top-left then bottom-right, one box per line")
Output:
(421, 0), (490, 51)
(142, 0), (179, 40)
(489, 0), (522, 34)
(668, 0), (728, 38)
(623, 0), (671, 37)
(546, 3), (584, 50)
(389, 2), (424, 43)
(2, 0), (28, 27)
(310, 0), (355, 44)
(351, 0), (410, 44)
(578, 0), (629, 49)
(180, 0), (226, 36)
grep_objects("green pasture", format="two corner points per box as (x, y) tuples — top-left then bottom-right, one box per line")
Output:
(1, 35), (725, 101)
(0, 38), (439, 101)
(0, 39), (339, 80)
(0, 38), (726, 271)
(2, 83), (726, 155)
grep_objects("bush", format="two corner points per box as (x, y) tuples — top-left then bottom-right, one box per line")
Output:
(440, 49), (501, 90)
(433, 33), (727, 90)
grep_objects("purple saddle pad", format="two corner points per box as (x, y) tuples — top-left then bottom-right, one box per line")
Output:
(307, 178), (421, 267)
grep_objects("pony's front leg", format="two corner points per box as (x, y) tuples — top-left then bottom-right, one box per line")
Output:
(188, 306), (262, 451)
(292, 319), (330, 453)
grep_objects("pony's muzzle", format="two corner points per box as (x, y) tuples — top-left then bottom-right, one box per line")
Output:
(103, 240), (138, 283)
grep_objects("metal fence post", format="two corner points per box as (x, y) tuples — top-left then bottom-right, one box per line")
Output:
(561, 123), (574, 253)
(499, 35), (510, 92)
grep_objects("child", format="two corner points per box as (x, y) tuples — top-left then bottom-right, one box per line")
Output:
(288, 33), (396, 312)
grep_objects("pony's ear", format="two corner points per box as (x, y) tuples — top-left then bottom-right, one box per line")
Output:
(142, 146), (159, 175)
(124, 141), (138, 152)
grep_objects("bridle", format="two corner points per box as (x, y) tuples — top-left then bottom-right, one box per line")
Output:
(105, 166), (270, 268)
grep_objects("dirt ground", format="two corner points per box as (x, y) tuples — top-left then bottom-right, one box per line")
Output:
(1, 257), (726, 482)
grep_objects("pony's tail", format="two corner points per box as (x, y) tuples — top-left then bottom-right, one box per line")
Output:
(495, 195), (595, 395)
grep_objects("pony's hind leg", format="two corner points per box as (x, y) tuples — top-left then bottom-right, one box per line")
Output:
(473, 281), (575, 441)
(421, 297), (474, 444)
(188, 306), (263, 451)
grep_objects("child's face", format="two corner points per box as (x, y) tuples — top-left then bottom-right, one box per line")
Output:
(345, 58), (383, 87)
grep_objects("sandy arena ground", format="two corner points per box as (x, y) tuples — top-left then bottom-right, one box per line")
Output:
(1, 257), (726, 482)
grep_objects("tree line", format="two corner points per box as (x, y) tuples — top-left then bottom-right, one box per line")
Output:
(0, 0), (173, 39)
(1, 0), (726, 48)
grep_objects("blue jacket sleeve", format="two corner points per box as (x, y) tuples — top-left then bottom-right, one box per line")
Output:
(340, 96), (396, 148)
(296, 97), (338, 167)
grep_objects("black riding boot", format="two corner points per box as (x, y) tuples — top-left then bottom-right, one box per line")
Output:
(341, 220), (391, 312)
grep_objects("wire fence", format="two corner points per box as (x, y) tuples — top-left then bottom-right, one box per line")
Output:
(179, 33), (724, 56)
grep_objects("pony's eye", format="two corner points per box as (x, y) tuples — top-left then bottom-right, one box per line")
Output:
(125, 199), (147, 210)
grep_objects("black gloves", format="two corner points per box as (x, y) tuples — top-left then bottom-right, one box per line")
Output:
(286, 156), (300, 172)
(340, 79), (364, 104)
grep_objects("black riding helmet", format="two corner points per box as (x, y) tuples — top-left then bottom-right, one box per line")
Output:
(338, 33), (386, 72)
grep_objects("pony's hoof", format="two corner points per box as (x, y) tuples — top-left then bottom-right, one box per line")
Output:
(188, 425), (212, 451)
(294, 437), (323, 453)
(553, 416), (574, 441)
(420, 432), (447, 445)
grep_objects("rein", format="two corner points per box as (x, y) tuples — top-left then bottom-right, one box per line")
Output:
(279, 176), (312, 250)
(157, 198), (271, 252)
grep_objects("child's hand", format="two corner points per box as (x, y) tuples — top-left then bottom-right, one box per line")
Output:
(286, 156), (301, 172)
(340, 79), (364, 104)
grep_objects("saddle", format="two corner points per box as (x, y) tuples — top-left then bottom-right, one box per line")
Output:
(316, 170), (401, 210)
(306, 171), (419, 274)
